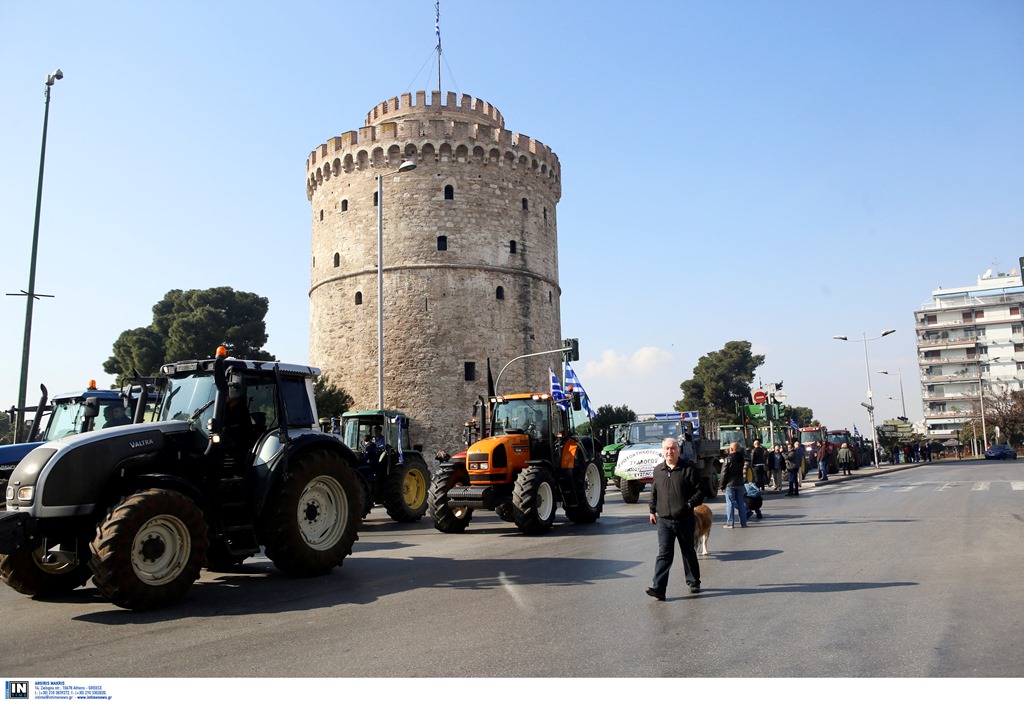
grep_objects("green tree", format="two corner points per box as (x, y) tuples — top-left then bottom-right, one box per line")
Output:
(104, 287), (274, 384)
(781, 405), (814, 427)
(986, 384), (1024, 446)
(674, 341), (765, 423)
(587, 404), (637, 445)
(314, 374), (354, 419)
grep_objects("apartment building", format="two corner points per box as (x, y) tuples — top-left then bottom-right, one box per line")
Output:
(916, 264), (1024, 444)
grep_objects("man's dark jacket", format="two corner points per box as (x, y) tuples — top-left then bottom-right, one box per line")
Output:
(649, 460), (705, 519)
(721, 450), (746, 488)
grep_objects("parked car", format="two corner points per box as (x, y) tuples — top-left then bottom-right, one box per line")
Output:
(984, 444), (1017, 460)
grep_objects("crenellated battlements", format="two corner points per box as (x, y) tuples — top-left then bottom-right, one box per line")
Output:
(306, 93), (559, 200)
(365, 91), (505, 129)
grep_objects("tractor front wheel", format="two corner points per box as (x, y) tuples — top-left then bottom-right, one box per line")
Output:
(0, 542), (92, 597)
(620, 479), (642, 504)
(90, 488), (208, 611)
(428, 461), (473, 533)
(513, 465), (556, 535)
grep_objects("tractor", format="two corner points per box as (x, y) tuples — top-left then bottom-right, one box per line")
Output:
(0, 348), (362, 610)
(428, 391), (606, 536)
(333, 409), (431, 522)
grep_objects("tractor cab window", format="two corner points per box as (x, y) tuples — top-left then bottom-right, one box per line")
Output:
(493, 399), (549, 442)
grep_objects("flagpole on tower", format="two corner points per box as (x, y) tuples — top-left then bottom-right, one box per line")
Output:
(435, 1), (442, 93)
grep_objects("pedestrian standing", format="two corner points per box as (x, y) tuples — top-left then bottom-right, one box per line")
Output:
(816, 440), (830, 481)
(837, 442), (854, 475)
(750, 439), (768, 491)
(784, 441), (801, 496)
(793, 439), (807, 484)
(646, 437), (705, 600)
(720, 441), (749, 528)
(768, 444), (786, 493)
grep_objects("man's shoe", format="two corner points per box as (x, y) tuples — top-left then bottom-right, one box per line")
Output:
(689, 585), (701, 594)
(645, 587), (665, 601)
(740, 523), (748, 528)
(723, 524), (733, 529)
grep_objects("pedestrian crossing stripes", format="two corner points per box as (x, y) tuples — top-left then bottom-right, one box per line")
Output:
(825, 480), (1024, 493)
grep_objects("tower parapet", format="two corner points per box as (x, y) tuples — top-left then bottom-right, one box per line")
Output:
(306, 92), (559, 202)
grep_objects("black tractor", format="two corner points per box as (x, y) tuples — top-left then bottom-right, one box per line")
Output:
(0, 349), (362, 610)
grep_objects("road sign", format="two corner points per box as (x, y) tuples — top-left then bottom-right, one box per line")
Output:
(753, 390), (767, 404)
(773, 390), (788, 403)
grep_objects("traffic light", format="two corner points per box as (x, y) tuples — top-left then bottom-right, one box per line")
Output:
(563, 338), (579, 361)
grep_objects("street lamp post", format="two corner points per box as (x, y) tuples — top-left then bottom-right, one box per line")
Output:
(13, 69), (63, 442)
(834, 329), (896, 468)
(878, 369), (906, 418)
(376, 160), (417, 411)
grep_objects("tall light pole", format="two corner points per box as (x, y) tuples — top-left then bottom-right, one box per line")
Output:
(834, 329), (896, 468)
(376, 160), (417, 411)
(878, 369), (906, 418)
(13, 69), (63, 442)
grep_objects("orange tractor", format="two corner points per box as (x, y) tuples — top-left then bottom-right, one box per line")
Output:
(428, 392), (605, 535)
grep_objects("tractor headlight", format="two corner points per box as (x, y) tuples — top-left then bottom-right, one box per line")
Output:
(16, 485), (33, 502)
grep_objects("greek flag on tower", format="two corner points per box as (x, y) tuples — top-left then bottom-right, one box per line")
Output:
(788, 417), (799, 431)
(564, 362), (596, 418)
(549, 368), (567, 408)
(854, 425), (860, 438)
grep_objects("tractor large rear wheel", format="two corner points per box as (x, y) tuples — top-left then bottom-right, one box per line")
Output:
(0, 542), (92, 597)
(513, 465), (557, 535)
(564, 459), (606, 524)
(259, 448), (360, 577)
(90, 488), (209, 611)
(383, 454), (430, 522)
(428, 461), (473, 533)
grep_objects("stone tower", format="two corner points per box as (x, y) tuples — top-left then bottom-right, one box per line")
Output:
(306, 90), (562, 454)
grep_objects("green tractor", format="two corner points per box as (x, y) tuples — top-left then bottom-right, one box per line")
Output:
(334, 410), (431, 522)
(601, 423), (629, 487)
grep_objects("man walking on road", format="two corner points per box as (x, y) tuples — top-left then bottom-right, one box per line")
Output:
(646, 437), (705, 600)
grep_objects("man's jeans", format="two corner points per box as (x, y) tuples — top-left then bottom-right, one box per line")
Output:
(724, 485), (748, 526)
(652, 514), (700, 594)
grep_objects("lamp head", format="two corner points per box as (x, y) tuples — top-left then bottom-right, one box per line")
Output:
(46, 69), (63, 85)
(397, 160), (417, 173)
(833, 335), (848, 341)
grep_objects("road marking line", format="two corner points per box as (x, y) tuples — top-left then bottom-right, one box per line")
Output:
(1011, 482), (1024, 491)
(972, 482), (990, 491)
(896, 486), (915, 492)
(937, 483), (955, 491)
(499, 571), (527, 610)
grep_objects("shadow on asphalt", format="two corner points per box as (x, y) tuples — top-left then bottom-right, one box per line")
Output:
(665, 579), (918, 601)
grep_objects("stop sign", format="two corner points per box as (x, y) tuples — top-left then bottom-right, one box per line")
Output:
(753, 390), (767, 404)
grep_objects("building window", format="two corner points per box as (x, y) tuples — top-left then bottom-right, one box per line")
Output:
(333, 253), (340, 268)
(543, 207), (548, 221)
(496, 286), (505, 300)
(373, 192), (378, 206)
(437, 236), (448, 251)
(925, 314), (937, 324)
(549, 291), (552, 304)
(521, 198), (529, 211)
(355, 292), (363, 305)
(319, 209), (324, 221)
(341, 199), (348, 212)
(976, 310), (984, 319)
(464, 362), (476, 381)
(1011, 307), (1020, 316)
(1015, 343), (1024, 353)
(509, 240), (517, 254)
(444, 185), (454, 200)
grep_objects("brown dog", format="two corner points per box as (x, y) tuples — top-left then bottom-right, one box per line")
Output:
(693, 504), (712, 556)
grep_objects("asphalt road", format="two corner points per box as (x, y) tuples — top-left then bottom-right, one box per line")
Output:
(0, 458), (1021, 679)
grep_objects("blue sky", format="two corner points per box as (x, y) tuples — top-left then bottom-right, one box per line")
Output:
(1, 1), (1021, 432)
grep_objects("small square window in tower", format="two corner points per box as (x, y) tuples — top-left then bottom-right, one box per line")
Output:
(444, 185), (454, 200)
(437, 236), (448, 251)
(355, 292), (363, 305)
(496, 286), (505, 301)
(509, 240), (517, 254)
(521, 198), (529, 211)
(464, 362), (476, 382)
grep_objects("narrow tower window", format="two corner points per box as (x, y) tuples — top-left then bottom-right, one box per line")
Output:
(437, 236), (448, 251)
(319, 209), (324, 221)
(444, 185), (454, 200)
(355, 292), (363, 305)
(521, 198), (528, 211)
(464, 362), (476, 381)
(496, 286), (505, 300)
(373, 191), (378, 206)
(509, 240), (517, 254)
(341, 199), (348, 212)
(333, 253), (340, 268)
